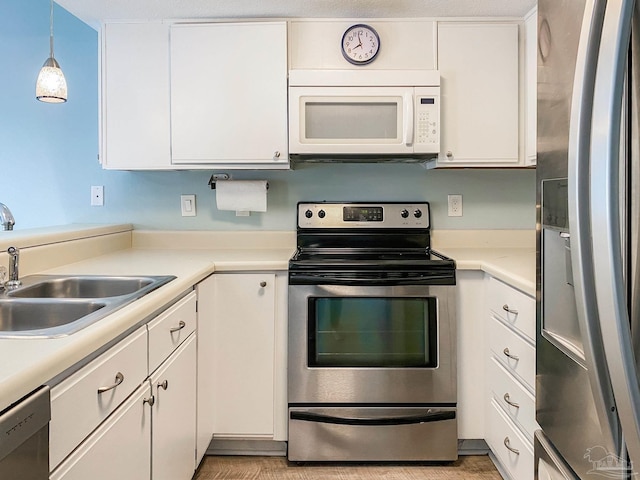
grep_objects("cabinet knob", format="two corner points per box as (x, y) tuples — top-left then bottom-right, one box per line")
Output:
(446, 151), (453, 158)
(143, 395), (155, 407)
(273, 151), (281, 159)
(157, 380), (169, 391)
(260, 281), (267, 288)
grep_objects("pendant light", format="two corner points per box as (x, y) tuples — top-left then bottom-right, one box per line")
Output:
(35, 0), (67, 103)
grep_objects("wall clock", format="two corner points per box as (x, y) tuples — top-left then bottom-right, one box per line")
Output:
(341, 24), (380, 65)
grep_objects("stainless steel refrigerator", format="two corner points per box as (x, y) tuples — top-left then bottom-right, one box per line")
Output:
(536, 0), (640, 478)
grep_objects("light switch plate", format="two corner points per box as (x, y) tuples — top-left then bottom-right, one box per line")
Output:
(181, 195), (196, 217)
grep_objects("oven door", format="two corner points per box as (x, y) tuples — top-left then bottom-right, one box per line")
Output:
(288, 283), (456, 405)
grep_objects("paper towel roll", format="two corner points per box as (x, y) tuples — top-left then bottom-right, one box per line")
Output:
(215, 180), (268, 212)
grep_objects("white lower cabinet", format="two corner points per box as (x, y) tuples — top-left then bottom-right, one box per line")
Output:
(209, 272), (288, 440)
(150, 334), (197, 480)
(50, 326), (148, 470)
(195, 275), (216, 462)
(49, 291), (198, 480)
(485, 275), (537, 480)
(50, 383), (152, 480)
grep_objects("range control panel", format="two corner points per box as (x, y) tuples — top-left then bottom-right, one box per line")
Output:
(297, 202), (430, 229)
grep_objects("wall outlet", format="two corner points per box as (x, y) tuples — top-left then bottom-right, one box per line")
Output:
(181, 195), (196, 217)
(91, 186), (104, 206)
(448, 194), (463, 217)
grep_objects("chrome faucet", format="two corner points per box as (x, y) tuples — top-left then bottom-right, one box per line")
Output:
(6, 246), (20, 288)
(0, 203), (15, 231)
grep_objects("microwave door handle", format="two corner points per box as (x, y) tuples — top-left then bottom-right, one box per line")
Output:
(403, 93), (414, 146)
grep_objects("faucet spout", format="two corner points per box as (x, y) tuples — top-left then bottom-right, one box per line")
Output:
(0, 203), (15, 231)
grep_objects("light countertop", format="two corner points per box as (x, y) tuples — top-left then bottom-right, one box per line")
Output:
(0, 225), (535, 413)
(440, 247), (536, 297)
(0, 245), (293, 413)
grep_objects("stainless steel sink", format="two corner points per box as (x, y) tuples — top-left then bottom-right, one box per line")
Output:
(7, 276), (158, 299)
(0, 299), (106, 332)
(0, 275), (175, 338)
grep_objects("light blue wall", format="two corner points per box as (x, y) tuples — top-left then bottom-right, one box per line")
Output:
(0, 1), (536, 232)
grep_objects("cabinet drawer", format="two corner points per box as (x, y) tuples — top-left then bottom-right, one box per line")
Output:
(487, 399), (534, 480)
(148, 292), (196, 374)
(489, 357), (536, 440)
(50, 326), (148, 469)
(489, 316), (536, 392)
(487, 276), (536, 342)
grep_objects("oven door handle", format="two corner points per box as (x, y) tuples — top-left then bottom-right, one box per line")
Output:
(289, 274), (452, 286)
(289, 409), (455, 426)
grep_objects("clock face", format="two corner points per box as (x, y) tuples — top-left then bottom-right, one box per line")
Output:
(341, 24), (380, 65)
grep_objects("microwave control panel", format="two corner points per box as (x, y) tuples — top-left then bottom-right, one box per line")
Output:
(414, 86), (440, 153)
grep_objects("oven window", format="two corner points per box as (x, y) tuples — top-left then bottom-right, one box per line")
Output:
(308, 297), (438, 368)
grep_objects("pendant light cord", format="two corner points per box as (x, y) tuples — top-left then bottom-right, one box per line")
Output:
(49, 0), (54, 58)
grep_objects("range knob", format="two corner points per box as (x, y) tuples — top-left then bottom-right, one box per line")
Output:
(414, 209), (423, 218)
(318, 210), (326, 219)
(305, 209), (313, 218)
(400, 209), (409, 219)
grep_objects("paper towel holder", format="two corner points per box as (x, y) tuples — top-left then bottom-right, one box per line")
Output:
(208, 174), (269, 191)
(208, 173), (230, 189)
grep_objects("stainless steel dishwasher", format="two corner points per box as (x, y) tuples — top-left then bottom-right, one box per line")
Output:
(0, 386), (50, 479)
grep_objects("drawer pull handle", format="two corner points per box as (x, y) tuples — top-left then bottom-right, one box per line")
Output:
(157, 380), (169, 391)
(260, 281), (267, 287)
(503, 348), (520, 361)
(502, 304), (519, 315)
(170, 321), (186, 333)
(504, 436), (520, 455)
(143, 396), (155, 407)
(97, 372), (124, 394)
(503, 393), (520, 408)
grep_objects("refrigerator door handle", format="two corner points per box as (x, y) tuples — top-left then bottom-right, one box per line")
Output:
(567, 0), (620, 454)
(590, 0), (640, 468)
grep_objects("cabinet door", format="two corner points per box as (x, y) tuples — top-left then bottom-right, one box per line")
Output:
(50, 384), (152, 480)
(437, 22), (520, 166)
(151, 334), (197, 480)
(211, 273), (276, 436)
(170, 22), (289, 168)
(101, 23), (171, 169)
(195, 276), (216, 464)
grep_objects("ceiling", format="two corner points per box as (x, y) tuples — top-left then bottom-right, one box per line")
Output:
(55, 0), (537, 29)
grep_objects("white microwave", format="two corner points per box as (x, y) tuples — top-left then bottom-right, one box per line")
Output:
(288, 69), (440, 160)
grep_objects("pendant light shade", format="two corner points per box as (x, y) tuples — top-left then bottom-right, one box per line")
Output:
(36, 0), (67, 103)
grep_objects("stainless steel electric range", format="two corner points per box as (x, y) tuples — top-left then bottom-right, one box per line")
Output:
(287, 202), (457, 462)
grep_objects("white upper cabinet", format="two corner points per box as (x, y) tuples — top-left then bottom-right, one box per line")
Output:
(170, 22), (289, 168)
(100, 23), (172, 170)
(434, 22), (522, 167)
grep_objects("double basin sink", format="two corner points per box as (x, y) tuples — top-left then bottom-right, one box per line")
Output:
(0, 275), (175, 338)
